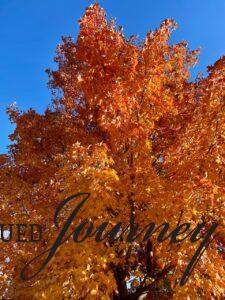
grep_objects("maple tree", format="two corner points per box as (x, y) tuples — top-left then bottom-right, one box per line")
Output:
(1, 3), (225, 299)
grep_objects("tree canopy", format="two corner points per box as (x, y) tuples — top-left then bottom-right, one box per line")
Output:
(1, 3), (225, 299)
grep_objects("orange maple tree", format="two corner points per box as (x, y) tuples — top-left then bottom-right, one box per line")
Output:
(1, 4), (225, 299)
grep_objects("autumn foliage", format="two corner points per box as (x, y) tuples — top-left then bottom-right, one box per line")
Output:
(1, 4), (225, 299)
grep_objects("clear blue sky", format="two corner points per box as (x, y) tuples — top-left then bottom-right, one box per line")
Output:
(1, 0), (225, 153)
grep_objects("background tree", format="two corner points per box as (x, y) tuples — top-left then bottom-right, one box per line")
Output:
(1, 3), (225, 299)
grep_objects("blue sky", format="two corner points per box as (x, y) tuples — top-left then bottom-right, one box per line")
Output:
(1, 0), (225, 153)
